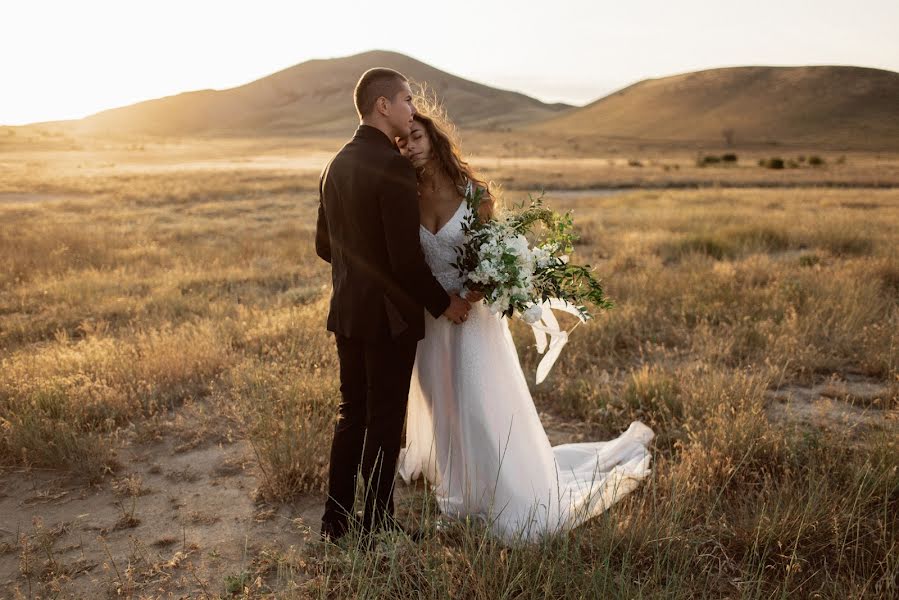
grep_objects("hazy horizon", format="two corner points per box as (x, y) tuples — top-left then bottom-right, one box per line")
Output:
(3, 0), (898, 126)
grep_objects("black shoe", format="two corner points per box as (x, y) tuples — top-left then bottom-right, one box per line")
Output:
(319, 520), (348, 544)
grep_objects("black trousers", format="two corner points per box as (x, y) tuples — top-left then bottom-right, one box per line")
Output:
(321, 332), (418, 536)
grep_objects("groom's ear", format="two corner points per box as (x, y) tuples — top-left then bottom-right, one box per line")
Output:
(374, 95), (390, 117)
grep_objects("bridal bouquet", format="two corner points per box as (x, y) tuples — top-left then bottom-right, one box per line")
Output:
(451, 187), (613, 323)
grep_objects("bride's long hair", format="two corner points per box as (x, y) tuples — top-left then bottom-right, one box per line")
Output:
(411, 90), (496, 222)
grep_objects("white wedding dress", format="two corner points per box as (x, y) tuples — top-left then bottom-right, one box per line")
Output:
(398, 194), (655, 543)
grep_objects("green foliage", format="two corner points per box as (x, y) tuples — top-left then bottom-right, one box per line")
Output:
(224, 571), (250, 594)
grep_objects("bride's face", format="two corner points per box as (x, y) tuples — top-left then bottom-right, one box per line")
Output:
(397, 121), (432, 169)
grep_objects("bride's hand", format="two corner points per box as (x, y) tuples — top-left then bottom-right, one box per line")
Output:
(464, 290), (485, 303)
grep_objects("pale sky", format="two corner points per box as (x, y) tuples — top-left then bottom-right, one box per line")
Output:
(2, 0), (897, 126)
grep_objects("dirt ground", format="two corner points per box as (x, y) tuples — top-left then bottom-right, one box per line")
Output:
(2, 374), (895, 598)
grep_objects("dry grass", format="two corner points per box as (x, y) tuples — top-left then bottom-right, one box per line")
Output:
(533, 190), (897, 380)
(1, 147), (897, 597)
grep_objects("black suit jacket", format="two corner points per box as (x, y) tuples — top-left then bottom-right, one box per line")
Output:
(315, 125), (451, 341)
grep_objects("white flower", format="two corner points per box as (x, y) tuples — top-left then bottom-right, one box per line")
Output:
(522, 304), (543, 324)
(468, 270), (487, 284)
(532, 246), (553, 269)
(510, 234), (529, 252)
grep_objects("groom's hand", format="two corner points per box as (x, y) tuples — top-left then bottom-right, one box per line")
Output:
(443, 294), (471, 324)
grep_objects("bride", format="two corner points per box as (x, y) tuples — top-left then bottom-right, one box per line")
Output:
(398, 104), (653, 542)
(395, 105), (655, 543)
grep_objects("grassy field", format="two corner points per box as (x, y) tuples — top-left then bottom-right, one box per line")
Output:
(0, 140), (897, 598)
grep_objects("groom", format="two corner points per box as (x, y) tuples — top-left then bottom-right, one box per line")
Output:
(315, 67), (471, 541)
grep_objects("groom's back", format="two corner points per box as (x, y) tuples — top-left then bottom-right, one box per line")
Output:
(318, 125), (424, 341)
(322, 134), (395, 266)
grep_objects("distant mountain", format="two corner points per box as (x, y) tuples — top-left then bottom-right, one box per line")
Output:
(65, 50), (570, 137)
(532, 66), (899, 150)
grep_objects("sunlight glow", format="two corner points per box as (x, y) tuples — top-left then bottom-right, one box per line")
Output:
(2, 0), (897, 125)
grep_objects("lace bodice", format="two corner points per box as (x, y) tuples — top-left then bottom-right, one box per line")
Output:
(420, 200), (470, 294)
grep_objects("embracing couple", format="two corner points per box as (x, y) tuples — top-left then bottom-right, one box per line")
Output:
(315, 67), (653, 544)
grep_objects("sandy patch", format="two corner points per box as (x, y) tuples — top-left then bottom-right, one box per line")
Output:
(766, 374), (897, 431)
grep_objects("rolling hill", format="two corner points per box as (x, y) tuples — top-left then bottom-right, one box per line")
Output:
(532, 66), (899, 150)
(64, 50), (570, 137)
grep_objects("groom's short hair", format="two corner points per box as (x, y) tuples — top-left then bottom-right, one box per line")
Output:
(354, 68), (408, 119)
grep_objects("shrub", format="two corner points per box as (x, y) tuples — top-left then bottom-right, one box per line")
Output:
(766, 158), (785, 169)
(816, 228), (875, 257)
(799, 253), (821, 267)
(623, 365), (683, 429)
(809, 155), (825, 166)
(658, 235), (733, 262)
(730, 225), (792, 253)
(229, 360), (339, 500)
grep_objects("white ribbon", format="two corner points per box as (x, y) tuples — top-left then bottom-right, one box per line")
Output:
(526, 299), (587, 384)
